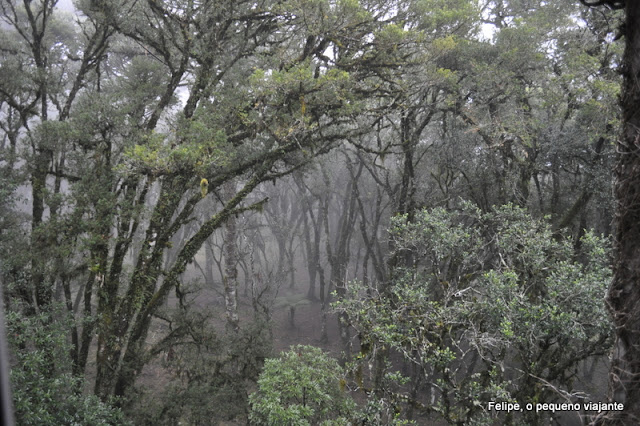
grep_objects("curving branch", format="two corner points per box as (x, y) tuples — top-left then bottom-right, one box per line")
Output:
(578, 0), (625, 9)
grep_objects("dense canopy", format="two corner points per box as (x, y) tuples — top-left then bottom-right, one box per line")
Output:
(0, 0), (629, 424)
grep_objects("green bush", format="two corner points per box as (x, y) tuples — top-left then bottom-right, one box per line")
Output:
(249, 345), (357, 425)
(7, 306), (128, 425)
(336, 203), (613, 425)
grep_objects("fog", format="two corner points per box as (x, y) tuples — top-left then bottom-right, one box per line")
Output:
(0, 0), (621, 424)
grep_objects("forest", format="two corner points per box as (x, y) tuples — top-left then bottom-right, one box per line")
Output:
(0, 0), (636, 424)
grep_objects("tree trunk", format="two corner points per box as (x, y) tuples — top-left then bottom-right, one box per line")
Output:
(596, 3), (640, 424)
(223, 180), (240, 333)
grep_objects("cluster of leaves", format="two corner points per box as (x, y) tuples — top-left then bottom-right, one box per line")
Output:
(249, 345), (357, 425)
(336, 202), (613, 424)
(118, 114), (230, 178)
(6, 304), (127, 425)
(248, 344), (417, 425)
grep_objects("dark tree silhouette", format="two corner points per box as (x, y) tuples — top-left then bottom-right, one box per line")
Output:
(579, 1), (640, 424)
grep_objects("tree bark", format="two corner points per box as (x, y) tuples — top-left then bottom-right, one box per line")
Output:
(596, 3), (640, 424)
(223, 179), (240, 334)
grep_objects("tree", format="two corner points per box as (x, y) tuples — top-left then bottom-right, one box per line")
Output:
(249, 345), (357, 425)
(336, 203), (613, 425)
(577, 1), (640, 424)
(125, 310), (273, 424)
(0, 0), (423, 410)
(0, 0), (622, 422)
(442, 0), (619, 234)
(6, 305), (128, 425)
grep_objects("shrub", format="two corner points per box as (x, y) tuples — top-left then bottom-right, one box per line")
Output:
(249, 345), (357, 425)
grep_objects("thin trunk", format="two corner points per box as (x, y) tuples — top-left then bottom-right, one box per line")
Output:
(223, 180), (240, 333)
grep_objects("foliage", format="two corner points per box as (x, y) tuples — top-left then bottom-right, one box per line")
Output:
(336, 203), (613, 425)
(126, 304), (273, 425)
(2, 0), (408, 406)
(0, 0), (621, 423)
(249, 345), (357, 425)
(6, 305), (128, 425)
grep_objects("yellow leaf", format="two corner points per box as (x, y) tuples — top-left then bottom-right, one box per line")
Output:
(200, 178), (209, 198)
